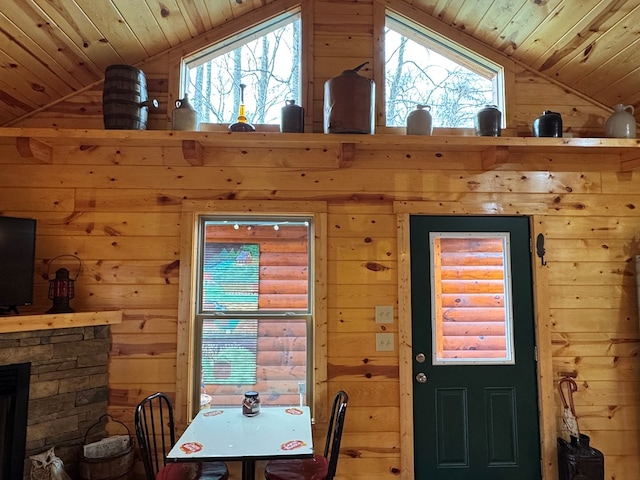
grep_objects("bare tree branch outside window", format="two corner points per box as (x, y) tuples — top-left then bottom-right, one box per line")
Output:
(185, 20), (301, 126)
(385, 28), (494, 128)
(184, 16), (495, 129)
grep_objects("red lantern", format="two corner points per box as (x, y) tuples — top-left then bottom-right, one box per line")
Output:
(46, 255), (81, 314)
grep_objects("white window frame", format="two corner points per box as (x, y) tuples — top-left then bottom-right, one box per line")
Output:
(176, 200), (328, 426)
(179, 8), (302, 127)
(384, 9), (506, 128)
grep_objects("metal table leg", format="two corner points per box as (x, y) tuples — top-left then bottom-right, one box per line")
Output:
(242, 459), (256, 480)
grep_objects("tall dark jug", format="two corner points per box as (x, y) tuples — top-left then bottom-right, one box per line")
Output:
(475, 105), (501, 136)
(324, 62), (375, 134)
(533, 110), (563, 137)
(280, 100), (304, 133)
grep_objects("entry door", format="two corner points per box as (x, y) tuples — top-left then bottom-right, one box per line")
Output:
(410, 215), (541, 479)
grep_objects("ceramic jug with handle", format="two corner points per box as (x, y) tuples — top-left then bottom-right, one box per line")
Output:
(605, 104), (636, 139)
(533, 110), (563, 137)
(172, 94), (199, 131)
(280, 99), (304, 133)
(475, 105), (502, 137)
(406, 104), (433, 135)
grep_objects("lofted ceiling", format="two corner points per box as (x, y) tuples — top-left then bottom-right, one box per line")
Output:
(1, 0), (639, 127)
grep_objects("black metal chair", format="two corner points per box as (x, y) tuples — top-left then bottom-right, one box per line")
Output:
(135, 392), (229, 480)
(264, 390), (348, 480)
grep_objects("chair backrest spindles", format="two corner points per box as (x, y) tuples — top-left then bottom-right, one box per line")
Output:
(325, 390), (348, 480)
(135, 392), (177, 480)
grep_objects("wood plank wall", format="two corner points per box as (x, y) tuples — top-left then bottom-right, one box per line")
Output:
(2, 0), (639, 479)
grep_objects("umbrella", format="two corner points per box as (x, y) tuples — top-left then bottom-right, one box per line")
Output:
(558, 377), (580, 438)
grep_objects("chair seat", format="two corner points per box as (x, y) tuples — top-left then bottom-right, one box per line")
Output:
(264, 454), (329, 480)
(156, 462), (229, 480)
(156, 463), (200, 480)
(200, 461), (230, 480)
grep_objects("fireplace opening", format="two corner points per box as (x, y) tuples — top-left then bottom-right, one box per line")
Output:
(0, 362), (30, 480)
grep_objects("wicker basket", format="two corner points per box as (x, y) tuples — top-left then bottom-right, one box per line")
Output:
(78, 415), (134, 480)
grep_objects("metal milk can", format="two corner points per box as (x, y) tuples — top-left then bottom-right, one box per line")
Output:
(324, 61), (375, 134)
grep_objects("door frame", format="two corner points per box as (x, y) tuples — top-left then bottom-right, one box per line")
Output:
(394, 205), (555, 480)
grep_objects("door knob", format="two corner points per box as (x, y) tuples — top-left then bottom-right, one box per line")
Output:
(416, 372), (427, 383)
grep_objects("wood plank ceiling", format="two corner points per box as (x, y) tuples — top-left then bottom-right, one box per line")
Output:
(1, 0), (639, 127)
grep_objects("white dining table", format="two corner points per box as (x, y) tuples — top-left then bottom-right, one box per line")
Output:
(167, 405), (314, 480)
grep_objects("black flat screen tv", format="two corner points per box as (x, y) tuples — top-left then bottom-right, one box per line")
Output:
(0, 216), (37, 315)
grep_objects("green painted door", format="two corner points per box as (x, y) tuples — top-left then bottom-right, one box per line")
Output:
(410, 215), (541, 479)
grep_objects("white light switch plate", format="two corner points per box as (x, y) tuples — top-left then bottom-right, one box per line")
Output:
(375, 305), (394, 324)
(376, 332), (394, 351)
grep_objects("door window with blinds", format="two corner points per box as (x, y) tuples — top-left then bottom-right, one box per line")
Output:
(430, 232), (515, 365)
(196, 216), (313, 407)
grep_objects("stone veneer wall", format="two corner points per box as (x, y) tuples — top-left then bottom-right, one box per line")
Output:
(0, 325), (110, 480)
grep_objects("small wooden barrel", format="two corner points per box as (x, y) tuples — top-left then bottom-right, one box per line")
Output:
(102, 65), (151, 130)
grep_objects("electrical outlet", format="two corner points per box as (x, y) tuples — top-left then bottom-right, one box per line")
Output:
(376, 332), (394, 352)
(375, 305), (394, 324)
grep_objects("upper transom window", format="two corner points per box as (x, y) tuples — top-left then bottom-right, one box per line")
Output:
(181, 9), (301, 126)
(385, 10), (505, 129)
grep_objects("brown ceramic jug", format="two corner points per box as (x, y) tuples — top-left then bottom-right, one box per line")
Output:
(280, 100), (304, 133)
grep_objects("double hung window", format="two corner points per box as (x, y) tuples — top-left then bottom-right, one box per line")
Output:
(177, 201), (326, 420)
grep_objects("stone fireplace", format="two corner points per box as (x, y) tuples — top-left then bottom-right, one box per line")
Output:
(0, 362), (29, 480)
(0, 313), (118, 480)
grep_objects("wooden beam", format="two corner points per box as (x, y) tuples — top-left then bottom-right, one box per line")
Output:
(182, 140), (204, 165)
(481, 145), (509, 169)
(619, 149), (640, 171)
(16, 137), (53, 163)
(0, 310), (122, 334)
(338, 142), (355, 168)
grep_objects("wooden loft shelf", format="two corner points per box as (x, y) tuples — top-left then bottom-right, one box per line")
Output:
(0, 310), (123, 334)
(2, 127), (640, 171)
